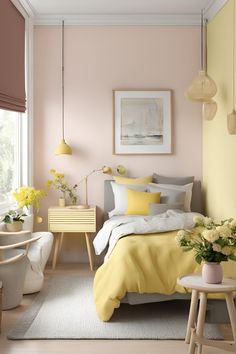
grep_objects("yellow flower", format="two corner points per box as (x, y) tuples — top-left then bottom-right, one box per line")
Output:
(55, 173), (64, 179)
(50, 169), (56, 174)
(46, 180), (53, 187)
(12, 186), (46, 210)
(221, 246), (232, 256)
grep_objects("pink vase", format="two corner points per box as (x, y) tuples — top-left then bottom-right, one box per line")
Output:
(202, 262), (223, 284)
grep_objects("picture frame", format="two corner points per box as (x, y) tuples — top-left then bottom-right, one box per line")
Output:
(113, 90), (172, 155)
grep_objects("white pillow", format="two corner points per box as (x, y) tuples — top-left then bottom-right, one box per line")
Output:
(109, 182), (147, 217)
(149, 182), (193, 212)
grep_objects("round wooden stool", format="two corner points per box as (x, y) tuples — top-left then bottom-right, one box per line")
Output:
(177, 274), (236, 354)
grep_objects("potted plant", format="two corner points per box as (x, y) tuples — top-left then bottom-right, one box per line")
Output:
(176, 216), (236, 284)
(46, 169), (78, 206)
(2, 210), (27, 232)
(12, 186), (46, 227)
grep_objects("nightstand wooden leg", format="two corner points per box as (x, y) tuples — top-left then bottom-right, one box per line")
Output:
(85, 233), (93, 271)
(59, 232), (64, 253)
(52, 234), (60, 270)
(225, 292), (236, 343)
(196, 292), (207, 354)
(186, 289), (199, 343)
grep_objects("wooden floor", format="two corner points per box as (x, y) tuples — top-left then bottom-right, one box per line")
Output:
(0, 264), (233, 354)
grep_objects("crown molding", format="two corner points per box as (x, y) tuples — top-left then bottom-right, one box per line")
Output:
(16, 0), (228, 26)
(32, 13), (202, 26)
(204, 0), (228, 21)
(18, 0), (36, 18)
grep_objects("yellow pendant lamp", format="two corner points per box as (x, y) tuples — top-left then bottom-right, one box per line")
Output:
(55, 20), (72, 155)
(227, 0), (236, 134)
(185, 11), (217, 103)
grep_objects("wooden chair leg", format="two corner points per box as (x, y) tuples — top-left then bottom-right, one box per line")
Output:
(186, 289), (199, 343)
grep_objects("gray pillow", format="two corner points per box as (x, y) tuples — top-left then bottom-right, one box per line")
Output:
(148, 184), (186, 204)
(149, 203), (184, 215)
(152, 173), (194, 185)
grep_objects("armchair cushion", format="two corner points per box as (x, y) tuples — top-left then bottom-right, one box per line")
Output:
(23, 231), (53, 294)
(0, 216), (53, 294)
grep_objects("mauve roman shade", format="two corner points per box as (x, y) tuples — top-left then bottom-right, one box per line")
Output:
(0, 0), (26, 112)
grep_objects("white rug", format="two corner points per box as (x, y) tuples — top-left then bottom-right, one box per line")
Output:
(8, 275), (223, 340)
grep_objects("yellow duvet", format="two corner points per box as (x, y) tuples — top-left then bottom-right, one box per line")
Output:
(93, 231), (236, 321)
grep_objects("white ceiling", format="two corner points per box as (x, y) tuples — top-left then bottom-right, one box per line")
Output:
(19, 0), (228, 25)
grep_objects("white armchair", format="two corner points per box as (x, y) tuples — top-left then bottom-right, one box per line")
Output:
(0, 215), (53, 294)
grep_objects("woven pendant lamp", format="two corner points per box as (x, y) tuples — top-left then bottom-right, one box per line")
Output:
(55, 20), (72, 155)
(202, 99), (217, 120)
(185, 11), (217, 103)
(227, 0), (236, 134)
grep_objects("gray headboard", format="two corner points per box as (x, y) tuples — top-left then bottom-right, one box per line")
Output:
(104, 179), (203, 219)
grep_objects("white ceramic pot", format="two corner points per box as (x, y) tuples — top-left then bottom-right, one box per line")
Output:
(6, 221), (23, 232)
(202, 262), (223, 284)
(58, 198), (66, 207)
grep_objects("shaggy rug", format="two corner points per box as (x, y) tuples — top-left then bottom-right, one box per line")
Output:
(8, 275), (223, 340)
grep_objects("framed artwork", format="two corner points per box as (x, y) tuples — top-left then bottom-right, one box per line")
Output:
(113, 90), (172, 154)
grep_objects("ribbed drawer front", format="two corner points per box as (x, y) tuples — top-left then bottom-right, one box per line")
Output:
(48, 207), (96, 233)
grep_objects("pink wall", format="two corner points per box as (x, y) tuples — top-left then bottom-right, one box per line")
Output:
(33, 25), (202, 263)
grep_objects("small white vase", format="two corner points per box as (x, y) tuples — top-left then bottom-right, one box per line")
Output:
(6, 221), (23, 232)
(58, 198), (66, 207)
(202, 262), (223, 284)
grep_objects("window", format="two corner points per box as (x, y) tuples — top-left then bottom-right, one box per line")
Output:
(0, 1), (32, 214)
(0, 109), (29, 213)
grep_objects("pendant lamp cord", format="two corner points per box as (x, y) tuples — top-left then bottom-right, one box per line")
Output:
(62, 20), (65, 140)
(233, 0), (235, 110)
(201, 10), (203, 71)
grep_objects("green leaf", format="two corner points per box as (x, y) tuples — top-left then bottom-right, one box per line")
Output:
(195, 255), (202, 264)
(229, 254), (236, 261)
(182, 247), (192, 252)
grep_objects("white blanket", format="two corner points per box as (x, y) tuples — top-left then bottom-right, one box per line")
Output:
(93, 210), (201, 260)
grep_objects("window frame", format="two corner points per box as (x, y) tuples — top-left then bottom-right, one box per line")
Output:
(0, 1), (33, 215)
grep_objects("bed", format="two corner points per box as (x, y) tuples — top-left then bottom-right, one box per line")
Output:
(93, 177), (236, 322)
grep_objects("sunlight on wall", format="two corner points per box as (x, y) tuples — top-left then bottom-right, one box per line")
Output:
(203, 0), (236, 219)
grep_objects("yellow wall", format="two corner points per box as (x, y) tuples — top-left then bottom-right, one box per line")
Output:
(203, 0), (236, 219)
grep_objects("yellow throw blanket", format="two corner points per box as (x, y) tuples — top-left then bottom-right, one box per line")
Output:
(93, 231), (236, 321)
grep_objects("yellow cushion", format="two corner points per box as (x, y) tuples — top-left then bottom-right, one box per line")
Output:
(125, 189), (161, 215)
(113, 175), (152, 185)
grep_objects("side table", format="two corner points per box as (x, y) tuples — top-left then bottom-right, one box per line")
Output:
(48, 206), (96, 270)
(0, 280), (2, 332)
(177, 274), (236, 354)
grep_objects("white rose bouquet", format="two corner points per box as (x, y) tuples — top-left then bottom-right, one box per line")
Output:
(175, 216), (236, 264)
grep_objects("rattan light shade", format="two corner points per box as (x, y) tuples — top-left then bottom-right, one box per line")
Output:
(227, 109), (236, 134)
(202, 99), (217, 120)
(185, 70), (217, 102)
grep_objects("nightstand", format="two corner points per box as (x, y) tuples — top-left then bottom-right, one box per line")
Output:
(48, 206), (96, 270)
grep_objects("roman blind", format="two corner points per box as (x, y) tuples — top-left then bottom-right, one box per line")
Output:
(0, 0), (26, 112)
